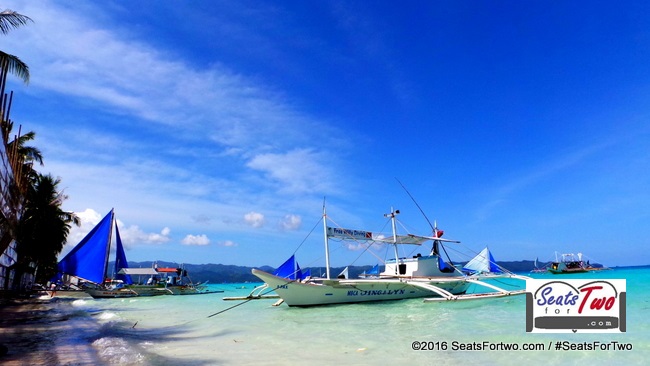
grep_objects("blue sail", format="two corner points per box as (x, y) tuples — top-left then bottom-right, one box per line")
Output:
(487, 250), (500, 273)
(274, 255), (298, 279)
(114, 224), (133, 285)
(295, 261), (303, 280)
(274, 255), (310, 280)
(367, 264), (379, 275)
(55, 210), (114, 284)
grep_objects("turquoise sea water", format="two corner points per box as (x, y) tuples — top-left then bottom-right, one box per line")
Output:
(49, 267), (649, 365)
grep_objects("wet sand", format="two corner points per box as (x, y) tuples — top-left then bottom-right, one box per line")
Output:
(0, 296), (103, 365)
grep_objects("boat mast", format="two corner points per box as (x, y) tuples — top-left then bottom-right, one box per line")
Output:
(322, 203), (331, 280)
(384, 208), (400, 274)
(102, 209), (115, 283)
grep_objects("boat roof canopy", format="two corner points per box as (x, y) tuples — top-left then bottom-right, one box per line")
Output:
(117, 268), (158, 275)
(157, 267), (181, 273)
(373, 234), (430, 245)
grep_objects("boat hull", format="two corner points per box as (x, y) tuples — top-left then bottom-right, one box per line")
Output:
(252, 269), (470, 307)
(127, 283), (214, 296)
(547, 268), (588, 274)
(126, 285), (170, 296)
(166, 285), (208, 295)
(46, 290), (91, 298)
(548, 261), (591, 274)
(85, 288), (138, 298)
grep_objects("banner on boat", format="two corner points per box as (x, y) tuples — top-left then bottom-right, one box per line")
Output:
(327, 227), (372, 240)
(525, 279), (626, 334)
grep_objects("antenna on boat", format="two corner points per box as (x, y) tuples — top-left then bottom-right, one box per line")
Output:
(395, 178), (455, 264)
(322, 197), (331, 280)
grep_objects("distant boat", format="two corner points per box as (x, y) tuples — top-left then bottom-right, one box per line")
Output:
(547, 252), (609, 274)
(251, 206), (529, 307)
(530, 257), (547, 273)
(117, 266), (220, 296)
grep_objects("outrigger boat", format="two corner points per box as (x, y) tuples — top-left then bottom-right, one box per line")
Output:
(116, 266), (218, 295)
(53, 209), (220, 298)
(251, 207), (529, 307)
(52, 209), (138, 298)
(547, 252), (609, 274)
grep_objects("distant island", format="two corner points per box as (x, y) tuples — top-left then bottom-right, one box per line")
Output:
(114, 259), (559, 284)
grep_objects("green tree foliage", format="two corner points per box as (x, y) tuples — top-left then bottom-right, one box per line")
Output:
(17, 174), (79, 283)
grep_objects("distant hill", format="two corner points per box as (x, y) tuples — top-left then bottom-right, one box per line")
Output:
(112, 259), (557, 283)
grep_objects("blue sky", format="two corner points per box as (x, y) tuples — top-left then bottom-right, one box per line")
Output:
(3, 1), (649, 268)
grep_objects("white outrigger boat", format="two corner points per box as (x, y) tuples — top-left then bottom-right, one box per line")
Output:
(251, 207), (529, 307)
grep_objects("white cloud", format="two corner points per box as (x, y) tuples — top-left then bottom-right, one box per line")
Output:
(64, 208), (107, 247)
(280, 214), (302, 230)
(62, 208), (171, 255)
(220, 240), (238, 247)
(117, 225), (171, 246)
(244, 211), (265, 228)
(182, 234), (210, 246)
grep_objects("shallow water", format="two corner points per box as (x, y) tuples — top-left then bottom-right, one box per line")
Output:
(26, 267), (650, 364)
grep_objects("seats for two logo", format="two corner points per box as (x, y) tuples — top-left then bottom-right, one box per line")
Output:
(526, 279), (626, 333)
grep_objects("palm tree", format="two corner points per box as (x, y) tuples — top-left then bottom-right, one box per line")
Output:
(0, 111), (42, 264)
(16, 174), (80, 284)
(1, 119), (43, 184)
(0, 9), (32, 84)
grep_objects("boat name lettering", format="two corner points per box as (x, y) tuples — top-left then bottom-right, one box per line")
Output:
(327, 227), (372, 239)
(347, 289), (405, 297)
(275, 285), (288, 289)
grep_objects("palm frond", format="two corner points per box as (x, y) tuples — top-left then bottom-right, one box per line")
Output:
(0, 51), (29, 83)
(0, 10), (33, 34)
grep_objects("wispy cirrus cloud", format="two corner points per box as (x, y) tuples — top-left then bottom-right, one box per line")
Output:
(4, 0), (353, 259)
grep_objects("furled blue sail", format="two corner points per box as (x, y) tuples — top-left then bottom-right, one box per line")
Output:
(438, 255), (454, 272)
(114, 224), (133, 285)
(367, 264), (379, 275)
(55, 210), (114, 284)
